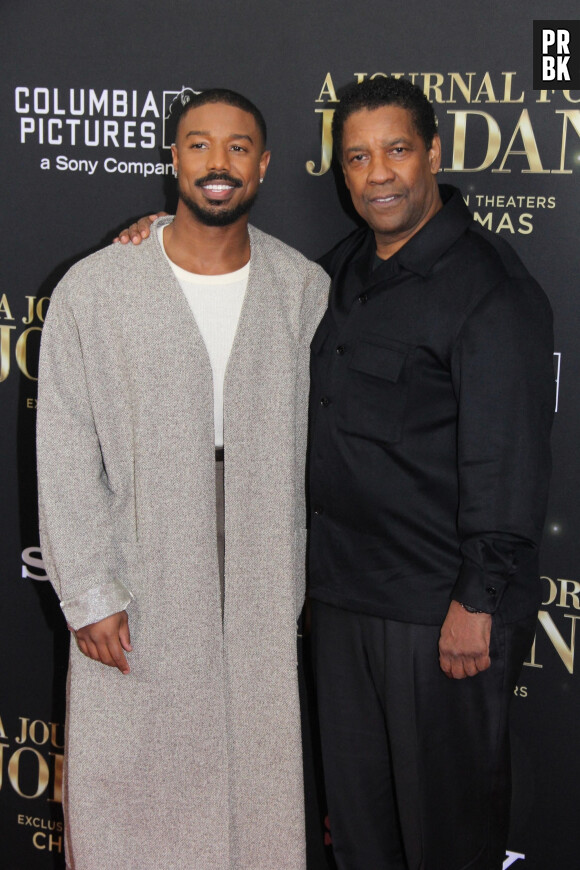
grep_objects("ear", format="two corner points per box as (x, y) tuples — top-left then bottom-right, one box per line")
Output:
(259, 149), (271, 181)
(171, 143), (179, 175)
(428, 134), (441, 175)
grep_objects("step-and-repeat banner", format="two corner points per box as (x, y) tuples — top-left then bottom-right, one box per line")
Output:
(1, 3), (578, 868)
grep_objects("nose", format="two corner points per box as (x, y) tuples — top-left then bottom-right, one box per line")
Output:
(367, 152), (395, 185)
(207, 144), (231, 172)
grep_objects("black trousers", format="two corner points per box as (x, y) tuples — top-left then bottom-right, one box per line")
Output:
(310, 600), (536, 870)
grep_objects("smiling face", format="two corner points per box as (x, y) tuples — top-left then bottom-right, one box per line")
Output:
(341, 105), (442, 258)
(171, 101), (270, 227)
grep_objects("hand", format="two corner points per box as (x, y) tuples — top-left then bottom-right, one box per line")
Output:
(74, 611), (132, 674)
(438, 600), (491, 679)
(114, 212), (167, 244)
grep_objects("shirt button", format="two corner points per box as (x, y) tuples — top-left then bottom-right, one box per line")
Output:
(336, 345), (345, 355)
(320, 397), (330, 407)
(313, 506), (324, 516)
(486, 586), (497, 596)
(357, 293), (368, 304)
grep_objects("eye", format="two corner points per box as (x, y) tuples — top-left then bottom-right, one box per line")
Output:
(349, 153), (367, 164)
(230, 144), (247, 152)
(189, 142), (206, 149)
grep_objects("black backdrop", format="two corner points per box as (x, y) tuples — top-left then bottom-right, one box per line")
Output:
(1, 3), (579, 868)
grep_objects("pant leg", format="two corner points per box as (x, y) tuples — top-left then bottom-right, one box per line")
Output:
(311, 601), (407, 870)
(311, 600), (536, 870)
(397, 613), (536, 870)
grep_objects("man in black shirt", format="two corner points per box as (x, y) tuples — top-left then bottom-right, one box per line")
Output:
(308, 77), (554, 870)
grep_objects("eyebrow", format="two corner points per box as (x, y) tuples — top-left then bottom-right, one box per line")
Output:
(184, 130), (254, 144)
(345, 137), (413, 153)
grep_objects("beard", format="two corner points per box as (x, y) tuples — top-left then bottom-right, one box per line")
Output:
(178, 172), (258, 227)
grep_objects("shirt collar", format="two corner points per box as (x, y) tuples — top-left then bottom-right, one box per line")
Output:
(394, 185), (473, 277)
(359, 185), (473, 288)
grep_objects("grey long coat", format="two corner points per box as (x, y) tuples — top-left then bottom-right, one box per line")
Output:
(37, 220), (329, 870)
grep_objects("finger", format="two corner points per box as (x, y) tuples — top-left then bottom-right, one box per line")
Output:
(115, 232), (131, 245)
(75, 635), (90, 657)
(93, 642), (116, 668)
(462, 658), (479, 678)
(119, 617), (132, 653)
(450, 658), (468, 680)
(76, 632), (126, 672)
(136, 218), (154, 238)
(105, 639), (130, 674)
(89, 637), (129, 674)
(439, 654), (454, 678)
(145, 213), (161, 228)
(475, 654), (491, 672)
(78, 636), (101, 663)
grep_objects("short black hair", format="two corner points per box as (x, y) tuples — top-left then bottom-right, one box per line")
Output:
(166, 87), (267, 148)
(332, 77), (438, 160)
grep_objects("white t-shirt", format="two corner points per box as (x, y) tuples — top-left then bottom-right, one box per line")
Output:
(159, 226), (248, 447)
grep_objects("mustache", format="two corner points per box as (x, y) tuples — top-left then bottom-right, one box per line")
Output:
(194, 172), (243, 189)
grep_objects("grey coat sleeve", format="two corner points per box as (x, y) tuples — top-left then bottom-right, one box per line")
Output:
(37, 283), (133, 630)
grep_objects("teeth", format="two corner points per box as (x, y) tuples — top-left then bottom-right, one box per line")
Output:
(204, 184), (232, 190)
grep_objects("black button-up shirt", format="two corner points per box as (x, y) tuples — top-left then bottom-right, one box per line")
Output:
(308, 185), (554, 625)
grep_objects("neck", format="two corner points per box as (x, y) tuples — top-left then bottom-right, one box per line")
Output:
(163, 204), (251, 275)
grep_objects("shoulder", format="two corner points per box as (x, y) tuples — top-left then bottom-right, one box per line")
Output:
(463, 227), (549, 309)
(64, 231), (161, 283)
(465, 222), (536, 283)
(248, 225), (328, 283)
(448, 229), (553, 339)
(316, 227), (367, 277)
(438, 186), (537, 285)
(435, 210), (550, 318)
(51, 232), (163, 310)
(431, 186), (540, 295)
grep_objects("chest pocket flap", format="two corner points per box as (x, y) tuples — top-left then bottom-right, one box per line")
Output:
(339, 337), (414, 444)
(350, 340), (407, 382)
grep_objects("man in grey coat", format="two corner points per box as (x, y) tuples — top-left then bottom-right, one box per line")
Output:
(37, 89), (329, 870)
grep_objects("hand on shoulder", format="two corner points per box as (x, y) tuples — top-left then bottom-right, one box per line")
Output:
(114, 212), (168, 245)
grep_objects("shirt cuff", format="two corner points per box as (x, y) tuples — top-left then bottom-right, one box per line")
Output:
(451, 561), (508, 614)
(61, 579), (134, 630)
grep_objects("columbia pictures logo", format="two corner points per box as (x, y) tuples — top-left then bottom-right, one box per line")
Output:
(533, 21), (580, 89)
